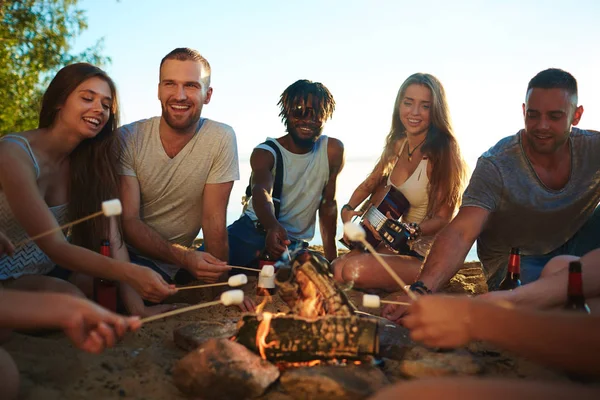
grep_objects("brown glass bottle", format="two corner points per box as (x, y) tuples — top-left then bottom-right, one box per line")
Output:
(256, 251), (276, 297)
(565, 261), (590, 313)
(93, 240), (118, 312)
(499, 248), (521, 291)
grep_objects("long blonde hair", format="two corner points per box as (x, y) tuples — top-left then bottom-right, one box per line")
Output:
(373, 73), (467, 218)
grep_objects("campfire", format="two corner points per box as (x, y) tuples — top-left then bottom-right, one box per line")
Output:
(234, 249), (379, 365)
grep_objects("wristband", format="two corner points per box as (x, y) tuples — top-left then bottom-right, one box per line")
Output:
(341, 204), (354, 212)
(409, 280), (432, 295)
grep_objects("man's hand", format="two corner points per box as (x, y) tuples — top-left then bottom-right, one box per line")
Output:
(0, 231), (15, 257)
(382, 293), (415, 324)
(265, 224), (291, 260)
(61, 297), (142, 354)
(403, 295), (475, 349)
(127, 266), (178, 303)
(184, 251), (231, 283)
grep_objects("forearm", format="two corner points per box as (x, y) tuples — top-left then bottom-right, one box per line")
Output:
(252, 188), (280, 230)
(416, 215), (450, 237)
(471, 301), (600, 377)
(344, 184), (372, 216)
(419, 224), (474, 292)
(122, 217), (189, 266)
(319, 200), (338, 261)
(0, 290), (73, 329)
(203, 227), (228, 262)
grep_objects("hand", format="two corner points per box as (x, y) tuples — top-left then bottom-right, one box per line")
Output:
(238, 297), (256, 313)
(185, 251), (231, 283)
(128, 265), (177, 303)
(265, 224), (291, 260)
(0, 231), (15, 257)
(382, 293), (414, 324)
(60, 297), (142, 354)
(362, 219), (382, 242)
(341, 207), (363, 224)
(403, 295), (475, 349)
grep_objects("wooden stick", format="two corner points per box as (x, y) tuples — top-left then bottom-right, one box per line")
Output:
(140, 300), (221, 324)
(231, 266), (263, 273)
(381, 300), (411, 306)
(14, 210), (105, 248)
(176, 282), (228, 291)
(358, 238), (418, 301)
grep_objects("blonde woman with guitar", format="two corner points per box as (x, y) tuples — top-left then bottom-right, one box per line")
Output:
(332, 73), (467, 292)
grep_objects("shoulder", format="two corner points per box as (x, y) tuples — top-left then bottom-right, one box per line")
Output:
(202, 119), (236, 137)
(326, 136), (344, 164)
(117, 117), (159, 143)
(479, 131), (521, 161)
(0, 136), (37, 177)
(571, 127), (600, 144)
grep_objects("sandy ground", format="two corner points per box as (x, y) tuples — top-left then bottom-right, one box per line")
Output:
(0, 253), (558, 399)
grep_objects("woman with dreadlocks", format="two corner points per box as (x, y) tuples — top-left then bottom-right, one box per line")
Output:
(332, 73), (467, 292)
(227, 79), (345, 269)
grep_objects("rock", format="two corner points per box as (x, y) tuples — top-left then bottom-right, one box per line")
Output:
(173, 320), (238, 352)
(399, 346), (482, 378)
(280, 364), (389, 400)
(173, 338), (280, 399)
(376, 319), (412, 360)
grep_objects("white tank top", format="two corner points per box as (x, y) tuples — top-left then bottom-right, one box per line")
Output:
(244, 136), (330, 241)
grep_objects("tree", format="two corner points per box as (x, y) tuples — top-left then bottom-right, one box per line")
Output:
(0, 0), (109, 135)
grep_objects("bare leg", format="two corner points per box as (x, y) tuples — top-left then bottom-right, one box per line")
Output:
(480, 249), (600, 310)
(368, 378), (600, 400)
(333, 250), (421, 292)
(0, 347), (19, 400)
(2, 275), (85, 298)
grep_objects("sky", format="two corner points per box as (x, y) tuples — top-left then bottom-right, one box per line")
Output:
(73, 0), (600, 167)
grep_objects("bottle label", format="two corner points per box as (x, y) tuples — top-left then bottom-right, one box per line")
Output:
(507, 254), (520, 273)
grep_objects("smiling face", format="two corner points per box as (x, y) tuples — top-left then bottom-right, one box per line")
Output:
(158, 59), (212, 133)
(285, 94), (326, 149)
(522, 87), (583, 154)
(399, 84), (432, 137)
(56, 76), (113, 138)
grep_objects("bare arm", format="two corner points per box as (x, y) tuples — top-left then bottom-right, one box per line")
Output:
(319, 138), (344, 261)
(419, 206), (490, 292)
(341, 161), (385, 223)
(201, 181), (233, 262)
(416, 160), (453, 236)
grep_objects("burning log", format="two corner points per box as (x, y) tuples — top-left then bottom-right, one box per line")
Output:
(235, 314), (379, 363)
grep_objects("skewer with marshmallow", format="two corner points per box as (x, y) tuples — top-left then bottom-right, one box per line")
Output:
(362, 294), (411, 309)
(233, 264), (276, 276)
(343, 222), (418, 301)
(139, 289), (245, 324)
(176, 274), (249, 291)
(14, 199), (123, 249)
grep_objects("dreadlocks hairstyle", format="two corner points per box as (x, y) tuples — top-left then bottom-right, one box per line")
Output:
(278, 79), (335, 127)
(39, 63), (121, 252)
(160, 47), (211, 87)
(526, 68), (578, 107)
(373, 73), (467, 218)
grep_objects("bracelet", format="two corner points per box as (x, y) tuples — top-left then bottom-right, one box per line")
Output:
(341, 204), (354, 212)
(409, 280), (432, 295)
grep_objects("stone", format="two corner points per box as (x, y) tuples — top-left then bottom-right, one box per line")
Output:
(280, 364), (389, 400)
(173, 320), (238, 352)
(398, 346), (482, 378)
(173, 338), (280, 399)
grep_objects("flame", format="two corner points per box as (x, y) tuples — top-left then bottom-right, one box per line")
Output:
(295, 271), (325, 318)
(256, 311), (276, 359)
(255, 295), (270, 315)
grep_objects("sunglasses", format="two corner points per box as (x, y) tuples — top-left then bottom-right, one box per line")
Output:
(290, 105), (318, 120)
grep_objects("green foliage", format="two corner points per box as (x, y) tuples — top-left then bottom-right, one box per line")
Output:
(0, 0), (109, 135)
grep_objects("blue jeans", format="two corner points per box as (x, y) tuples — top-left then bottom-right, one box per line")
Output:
(519, 205), (600, 284)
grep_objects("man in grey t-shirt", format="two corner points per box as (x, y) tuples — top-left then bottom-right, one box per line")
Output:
(118, 48), (235, 289)
(383, 68), (600, 323)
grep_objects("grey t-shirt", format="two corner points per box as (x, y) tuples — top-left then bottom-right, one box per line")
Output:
(118, 117), (239, 278)
(462, 127), (600, 283)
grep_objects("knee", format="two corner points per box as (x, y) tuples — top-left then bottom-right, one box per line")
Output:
(341, 259), (362, 285)
(0, 347), (20, 400)
(541, 255), (579, 278)
(331, 258), (345, 283)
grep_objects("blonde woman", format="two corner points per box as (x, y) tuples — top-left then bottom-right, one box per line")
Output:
(332, 73), (467, 291)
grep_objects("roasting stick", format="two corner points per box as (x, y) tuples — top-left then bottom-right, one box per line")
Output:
(363, 294), (410, 308)
(140, 290), (245, 324)
(14, 199), (123, 249)
(176, 274), (248, 291)
(343, 222), (418, 301)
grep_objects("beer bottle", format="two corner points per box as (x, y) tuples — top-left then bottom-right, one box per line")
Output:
(256, 250), (276, 297)
(565, 261), (590, 313)
(499, 247), (521, 291)
(93, 240), (118, 312)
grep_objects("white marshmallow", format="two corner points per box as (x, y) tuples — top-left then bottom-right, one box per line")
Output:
(260, 264), (275, 277)
(228, 274), (248, 287)
(220, 289), (244, 306)
(344, 222), (366, 242)
(362, 294), (381, 309)
(102, 199), (123, 217)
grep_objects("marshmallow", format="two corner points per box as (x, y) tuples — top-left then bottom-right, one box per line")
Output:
(220, 289), (244, 306)
(102, 199), (123, 217)
(228, 274), (248, 287)
(362, 294), (381, 309)
(260, 264), (275, 277)
(344, 222), (366, 242)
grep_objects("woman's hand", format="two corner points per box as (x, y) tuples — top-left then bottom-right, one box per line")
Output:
(0, 231), (15, 257)
(126, 265), (177, 303)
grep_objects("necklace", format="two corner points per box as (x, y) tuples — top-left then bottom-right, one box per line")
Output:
(407, 137), (427, 161)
